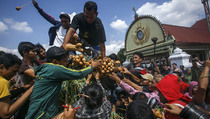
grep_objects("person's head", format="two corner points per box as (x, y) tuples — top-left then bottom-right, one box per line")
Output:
(126, 101), (155, 119)
(84, 84), (103, 109)
(192, 85), (198, 95)
(140, 73), (154, 86)
(162, 64), (168, 70)
(133, 52), (143, 65)
(59, 13), (70, 29)
(46, 46), (68, 67)
(186, 69), (191, 74)
(173, 69), (183, 80)
(180, 65), (184, 70)
(188, 81), (198, 96)
(132, 92), (148, 102)
(172, 63), (177, 69)
(83, 1), (98, 24)
(18, 42), (37, 60)
(0, 53), (21, 80)
(148, 74), (163, 91)
(109, 53), (118, 61)
(36, 43), (46, 59)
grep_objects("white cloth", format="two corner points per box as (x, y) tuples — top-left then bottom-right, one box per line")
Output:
(53, 26), (67, 47)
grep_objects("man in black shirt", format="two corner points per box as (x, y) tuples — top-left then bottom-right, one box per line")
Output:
(63, 1), (106, 58)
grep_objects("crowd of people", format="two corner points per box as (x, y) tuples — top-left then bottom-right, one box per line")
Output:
(0, 0), (210, 119)
(0, 41), (210, 119)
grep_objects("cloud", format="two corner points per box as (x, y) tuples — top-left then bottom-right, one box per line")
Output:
(4, 18), (13, 24)
(0, 46), (22, 58)
(69, 12), (76, 22)
(11, 22), (33, 32)
(3, 18), (33, 32)
(136, 0), (204, 26)
(0, 21), (8, 33)
(106, 41), (124, 56)
(110, 19), (128, 32)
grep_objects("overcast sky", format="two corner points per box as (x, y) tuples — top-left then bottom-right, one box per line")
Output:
(0, 0), (206, 58)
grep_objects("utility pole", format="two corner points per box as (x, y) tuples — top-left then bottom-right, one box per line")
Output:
(201, 0), (210, 33)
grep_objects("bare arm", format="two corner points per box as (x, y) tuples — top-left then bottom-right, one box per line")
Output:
(122, 67), (141, 83)
(0, 86), (33, 118)
(99, 42), (106, 59)
(86, 73), (92, 85)
(110, 74), (140, 96)
(122, 78), (143, 92)
(24, 68), (35, 78)
(194, 60), (210, 104)
(153, 62), (161, 74)
(62, 28), (76, 49)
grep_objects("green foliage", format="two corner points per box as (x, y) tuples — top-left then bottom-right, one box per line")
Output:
(0, 50), (5, 55)
(117, 48), (126, 64)
(60, 78), (87, 105)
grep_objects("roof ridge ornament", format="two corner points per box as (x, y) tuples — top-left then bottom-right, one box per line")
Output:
(133, 7), (139, 21)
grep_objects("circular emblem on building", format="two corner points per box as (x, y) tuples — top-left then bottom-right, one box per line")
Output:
(132, 23), (150, 45)
(137, 30), (144, 40)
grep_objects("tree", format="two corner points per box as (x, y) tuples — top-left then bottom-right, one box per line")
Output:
(0, 50), (5, 55)
(117, 48), (126, 64)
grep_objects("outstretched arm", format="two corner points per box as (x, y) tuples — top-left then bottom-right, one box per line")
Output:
(109, 73), (140, 96)
(122, 67), (142, 83)
(122, 78), (142, 92)
(0, 86), (33, 119)
(32, 0), (60, 25)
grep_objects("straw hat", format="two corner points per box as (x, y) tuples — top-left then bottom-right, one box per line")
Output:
(140, 73), (154, 81)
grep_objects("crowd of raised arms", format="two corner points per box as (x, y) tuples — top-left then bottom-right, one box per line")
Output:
(1, 0), (210, 119)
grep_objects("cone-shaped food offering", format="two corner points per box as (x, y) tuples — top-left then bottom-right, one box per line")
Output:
(76, 43), (82, 48)
(16, 7), (21, 11)
(66, 44), (77, 51)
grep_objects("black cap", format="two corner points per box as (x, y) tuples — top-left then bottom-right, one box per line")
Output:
(46, 46), (67, 58)
(59, 13), (70, 21)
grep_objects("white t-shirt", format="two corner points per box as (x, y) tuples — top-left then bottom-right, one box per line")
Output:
(53, 26), (67, 47)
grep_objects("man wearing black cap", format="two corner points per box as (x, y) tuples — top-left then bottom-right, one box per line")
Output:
(62, 1), (106, 58)
(32, 0), (71, 47)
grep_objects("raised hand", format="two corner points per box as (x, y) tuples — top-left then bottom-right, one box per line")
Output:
(63, 105), (76, 119)
(32, 0), (38, 8)
(91, 59), (102, 68)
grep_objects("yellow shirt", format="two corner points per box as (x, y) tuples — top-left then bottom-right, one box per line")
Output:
(0, 76), (11, 99)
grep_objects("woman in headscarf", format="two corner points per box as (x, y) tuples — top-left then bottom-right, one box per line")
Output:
(184, 81), (198, 99)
